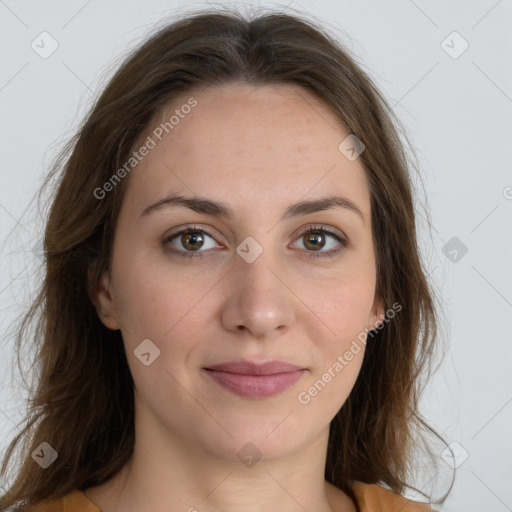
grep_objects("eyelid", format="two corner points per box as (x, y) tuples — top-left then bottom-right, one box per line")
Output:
(163, 224), (224, 245)
(290, 223), (345, 241)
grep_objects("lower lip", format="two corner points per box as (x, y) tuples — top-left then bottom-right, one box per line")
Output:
(202, 369), (306, 398)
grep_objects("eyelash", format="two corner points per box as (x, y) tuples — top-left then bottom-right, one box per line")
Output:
(163, 224), (348, 260)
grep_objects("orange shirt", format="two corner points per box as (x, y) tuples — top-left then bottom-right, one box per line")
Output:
(30, 481), (436, 511)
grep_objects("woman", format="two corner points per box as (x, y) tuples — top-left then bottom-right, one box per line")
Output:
(0, 7), (450, 512)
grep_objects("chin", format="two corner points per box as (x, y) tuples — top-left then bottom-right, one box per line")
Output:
(193, 415), (313, 465)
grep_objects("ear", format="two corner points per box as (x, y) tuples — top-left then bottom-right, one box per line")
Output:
(88, 266), (121, 331)
(368, 294), (386, 331)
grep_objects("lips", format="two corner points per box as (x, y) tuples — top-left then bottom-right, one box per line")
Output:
(202, 360), (306, 398)
(204, 360), (304, 375)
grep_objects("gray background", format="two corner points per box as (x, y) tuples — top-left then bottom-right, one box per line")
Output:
(1, 1), (511, 510)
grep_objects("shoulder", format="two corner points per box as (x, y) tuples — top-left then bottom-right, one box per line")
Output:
(29, 489), (100, 512)
(349, 480), (438, 512)
(25, 483), (437, 512)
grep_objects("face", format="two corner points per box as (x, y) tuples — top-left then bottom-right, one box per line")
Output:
(93, 82), (384, 463)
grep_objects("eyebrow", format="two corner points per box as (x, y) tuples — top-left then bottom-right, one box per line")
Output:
(139, 193), (365, 224)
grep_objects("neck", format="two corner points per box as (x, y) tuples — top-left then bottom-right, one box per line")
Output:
(83, 395), (356, 512)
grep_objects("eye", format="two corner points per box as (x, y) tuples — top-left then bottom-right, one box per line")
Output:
(162, 224), (348, 260)
(163, 226), (220, 259)
(291, 225), (348, 259)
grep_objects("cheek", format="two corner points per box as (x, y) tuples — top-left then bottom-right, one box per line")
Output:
(292, 273), (374, 404)
(296, 281), (369, 414)
(112, 256), (213, 354)
(295, 272), (376, 338)
(113, 264), (206, 398)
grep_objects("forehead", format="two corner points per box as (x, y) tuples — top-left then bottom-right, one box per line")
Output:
(122, 82), (370, 220)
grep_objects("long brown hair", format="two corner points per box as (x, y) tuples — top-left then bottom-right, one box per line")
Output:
(0, 6), (451, 510)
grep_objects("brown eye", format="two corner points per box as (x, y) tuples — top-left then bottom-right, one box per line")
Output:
(163, 224), (348, 261)
(181, 231), (205, 251)
(293, 226), (348, 259)
(303, 231), (326, 251)
(163, 227), (219, 259)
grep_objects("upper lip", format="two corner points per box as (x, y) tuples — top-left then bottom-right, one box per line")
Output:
(204, 360), (305, 375)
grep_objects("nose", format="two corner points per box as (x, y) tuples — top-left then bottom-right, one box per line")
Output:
(220, 248), (296, 340)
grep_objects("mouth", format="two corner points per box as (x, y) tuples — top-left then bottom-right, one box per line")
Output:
(202, 360), (307, 398)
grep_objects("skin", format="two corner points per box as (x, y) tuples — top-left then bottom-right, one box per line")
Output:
(88, 82), (385, 512)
